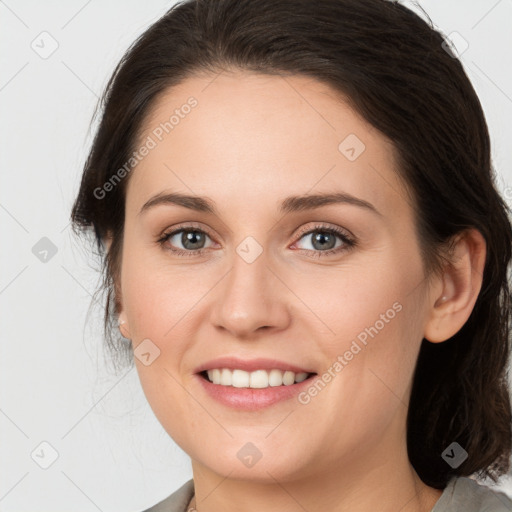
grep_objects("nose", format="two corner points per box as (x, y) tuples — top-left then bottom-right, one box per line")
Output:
(209, 246), (292, 338)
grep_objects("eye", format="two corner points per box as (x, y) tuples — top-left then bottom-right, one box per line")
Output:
(292, 224), (356, 257)
(157, 224), (215, 256)
(157, 222), (356, 258)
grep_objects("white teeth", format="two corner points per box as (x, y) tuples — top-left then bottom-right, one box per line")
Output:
(220, 368), (232, 386)
(250, 369), (268, 388)
(233, 369), (250, 388)
(205, 368), (311, 388)
(282, 370), (295, 385)
(268, 369), (283, 387)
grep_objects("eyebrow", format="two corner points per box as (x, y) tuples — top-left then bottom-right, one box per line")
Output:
(139, 191), (382, 217)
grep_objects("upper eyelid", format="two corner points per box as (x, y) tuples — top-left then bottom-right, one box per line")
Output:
(162, 222), (216, 241)
(294, 223), (353, 239)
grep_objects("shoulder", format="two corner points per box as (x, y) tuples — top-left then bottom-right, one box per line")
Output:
(433, 476), (512, 512)
(142, 479), (195, 512)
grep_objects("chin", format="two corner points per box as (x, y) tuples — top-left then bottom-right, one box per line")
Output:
(189, 442), (316, 483)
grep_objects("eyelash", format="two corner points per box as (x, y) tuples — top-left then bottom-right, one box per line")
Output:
(156, 223), (357, 258)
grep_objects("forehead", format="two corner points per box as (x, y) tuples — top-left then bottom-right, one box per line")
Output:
(127, 71), (411, 221)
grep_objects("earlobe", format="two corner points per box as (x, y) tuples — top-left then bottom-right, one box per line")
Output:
(424, 229), (486, 343)
(106, 231), (128, 337)
(118, 313), (131, 339)
(435, 295), (448, 306)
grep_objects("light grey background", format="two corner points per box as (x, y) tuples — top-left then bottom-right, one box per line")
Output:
(1, 1), (511, 510)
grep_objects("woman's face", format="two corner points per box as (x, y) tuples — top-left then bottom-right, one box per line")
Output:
(118, 71), (437, 482)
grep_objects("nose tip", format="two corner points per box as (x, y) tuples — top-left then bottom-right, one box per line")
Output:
(209, 256), (291, 339)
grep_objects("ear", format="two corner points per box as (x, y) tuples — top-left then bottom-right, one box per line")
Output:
(118, 312), (131, 340)
(424, 228), (486, 343)
(104, 231), (131, 339)
(116, 283), (131, 340)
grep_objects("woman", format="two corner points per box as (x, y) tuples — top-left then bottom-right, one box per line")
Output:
(71, 0), (512, 510)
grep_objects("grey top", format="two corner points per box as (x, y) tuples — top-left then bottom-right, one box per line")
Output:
(143, 476), (512, 512)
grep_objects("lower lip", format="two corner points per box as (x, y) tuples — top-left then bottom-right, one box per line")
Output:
(195, 373), (317, 411)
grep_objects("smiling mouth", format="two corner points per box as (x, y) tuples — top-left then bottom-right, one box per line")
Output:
(199, 369), (317, 389)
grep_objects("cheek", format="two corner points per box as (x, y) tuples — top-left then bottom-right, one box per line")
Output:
(299, 249), (425, 400)
(120, 241), (210, 340)
(294, 254), (418, 351)
(120, 254), (206, 438)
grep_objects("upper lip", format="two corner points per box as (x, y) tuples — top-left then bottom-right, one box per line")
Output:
(194, 357), (316, 374)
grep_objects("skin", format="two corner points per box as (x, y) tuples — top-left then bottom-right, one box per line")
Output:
(114, 70), (486, 512)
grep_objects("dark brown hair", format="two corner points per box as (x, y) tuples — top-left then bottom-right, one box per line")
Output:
(71, 0), (512, 490)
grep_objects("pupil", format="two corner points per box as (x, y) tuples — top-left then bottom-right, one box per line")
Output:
(182, 231), (204, 250)
(313, 231), (335, 250)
